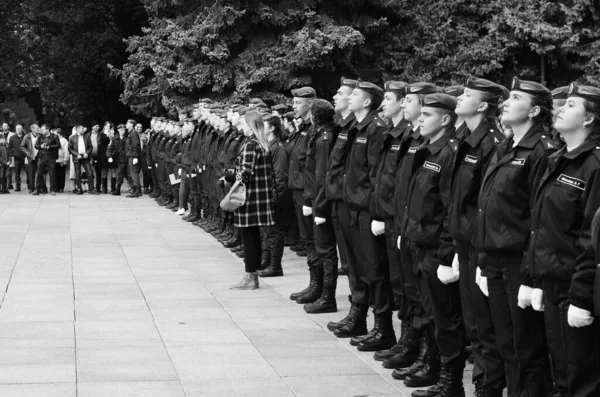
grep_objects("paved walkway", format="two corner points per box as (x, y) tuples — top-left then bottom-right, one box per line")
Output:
(0, 192), (474, 397)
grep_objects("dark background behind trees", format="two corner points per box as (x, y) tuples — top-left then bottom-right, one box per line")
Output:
(2, 0), (600, 123)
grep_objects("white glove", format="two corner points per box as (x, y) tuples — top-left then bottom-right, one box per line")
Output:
(155, 163), (158, 168)
(133, 158), (138, 165)
(108, 158), (113, 163)
(371, 220), (385, 236)
(148, 166), (152, 169)
(517, 285), (534, 309)
(567, 305), (594, 328)
(178, 168), (182, 176)
(437, 265), (459, 284)
(314, 217), (326, 225)
(302, 206), (312, 216)
(531, 288), (545, 312)
(397, 236), (401, 250)
(451, 254), (460, 278)
(476, 267), (489, 297)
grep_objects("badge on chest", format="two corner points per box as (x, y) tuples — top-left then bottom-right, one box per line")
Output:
(423, 161), (441, 173)
(557, 174), (585, 191)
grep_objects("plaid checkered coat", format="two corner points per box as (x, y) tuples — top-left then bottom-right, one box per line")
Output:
(234, 137), (275, 228)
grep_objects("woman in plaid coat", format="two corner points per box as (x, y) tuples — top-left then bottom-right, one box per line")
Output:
(228, 110), (275, 290)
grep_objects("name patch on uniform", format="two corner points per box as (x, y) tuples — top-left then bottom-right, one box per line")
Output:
(391, 145), (400, 151)
(423, 161), (441, 173)
(408, 146), (418, 154)
(464, 155), (478, 164)
(510, 158), (525, 166)
(356, 137), (367, 144)
(557, 174), (585, 191)
(338, 134), (347, 141)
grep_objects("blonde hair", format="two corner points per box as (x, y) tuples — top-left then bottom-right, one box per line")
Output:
(244, 111), (269, 152)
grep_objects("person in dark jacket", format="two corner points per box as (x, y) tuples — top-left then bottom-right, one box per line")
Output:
(400, 94), (467, 396)
(89, 121), (110, 193)
(448, 76), (507, 397)
(125, 120), (142, 197)
(0, 134), (9, 193)
(257, 114), (290, 278)
(106, 124), (128, 195)
(20, 124), (40, 194)
(288, 87), (319, 302)
(228, 110), (275, 290)
(475, 77), (556, 397)
(369, 81), (419, 369)
(528, 83), (600, 397)
(68, 124), (97, 195)
(301, 99), (341, 313)
(8, 124), (26, 191)
(33, 124), (60, 195)
(334, 81), (393, 353)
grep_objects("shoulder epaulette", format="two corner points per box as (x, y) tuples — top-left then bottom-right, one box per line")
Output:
(539, 134), (558, 151)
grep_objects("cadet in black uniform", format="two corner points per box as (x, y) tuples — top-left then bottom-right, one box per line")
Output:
(335, 81), (395, 352)
(529, 83), (600, 397)
(370, 81), (415, 364)
(449, 76), (507, 397)
(401, 94), (466, 396)
(475, 77), (556, 397)
(391, 83), (440, 384)
(302, 99), (340, 313)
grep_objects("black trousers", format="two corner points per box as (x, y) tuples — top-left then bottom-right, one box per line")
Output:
(347, 209), (392, 314)
(127, 157), (141, 191)
(385, 220), (407, 317)
(414, 245), (466, 365)
(240, 226), (262, 273)
(542, 280), (600, 397)
(27, 159), (37, 191)
(55, 163), (67, 191)
(487, 262), (552, 397)
(330, 200), (348, 270)
(456, 241), (505, 390)
(13, 157), (25, 187)
(399, 239), (427, 330)
(312, 211), (339, 288)
(74, 159), (94, 190)
(36, 156), (56, 192)
(115, 162), (127, 187)
(293, 190), (318, 269)
(93, 158), (103, 190)
(338, 201), (367, 306)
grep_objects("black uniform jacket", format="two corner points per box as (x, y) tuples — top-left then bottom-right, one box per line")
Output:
(269, 137), (289, 204)
(304, 124), (338, 217)
(475, 123), (557, 280)
(342, 110), (387, 213)
(125, 130), (141, 158)
(326, 113), (356, 201)
(449, 120), (505, 245)
(401, 130), (457, 267)
(288, 120), (311, 191)
(106, 135), (127, 163)
(394, 126), (425, 234)
(528, 138), (600, 311)
(370, 119), (412, 221)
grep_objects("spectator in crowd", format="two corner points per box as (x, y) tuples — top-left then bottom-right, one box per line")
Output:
(33, 124), (60, 195)
(8, 124), (26, 192)
(20, 124), (39, 194)
(54, 128), (69, 193)
(68, 124), (97, 195)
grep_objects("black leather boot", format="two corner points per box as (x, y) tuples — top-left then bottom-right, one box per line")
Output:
(258, 239), (284, 277)
(375, 320), (417, 361)
(392, 337), (433, 380)
(382, 324), (421, 369)
(259, 248), (271, 271)
(333, 304), (368, 338)
(102, 178), (108, 194)
(356, 312), (396, 352)
(224, 228), (241, 248)
(111, 183), (122, 196)
(303, 281), (336, 313)
(409, 366), (449, 397)
(403, 339), (440, 388)
(327, 304), (359, 332)
(296, 265), (324, 304)
(290, 267), (316, 301)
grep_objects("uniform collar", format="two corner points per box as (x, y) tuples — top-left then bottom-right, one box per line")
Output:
(268, 138), (280, 151)
(513, 123), (546, 149)
(554, 137), (600, 160)
(338, 113), (355, 128)
(466, 120), (494, 147)
(425, 129), (454, 154)
(389, 119), (411, 139)
(355, 110), (378, 131)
